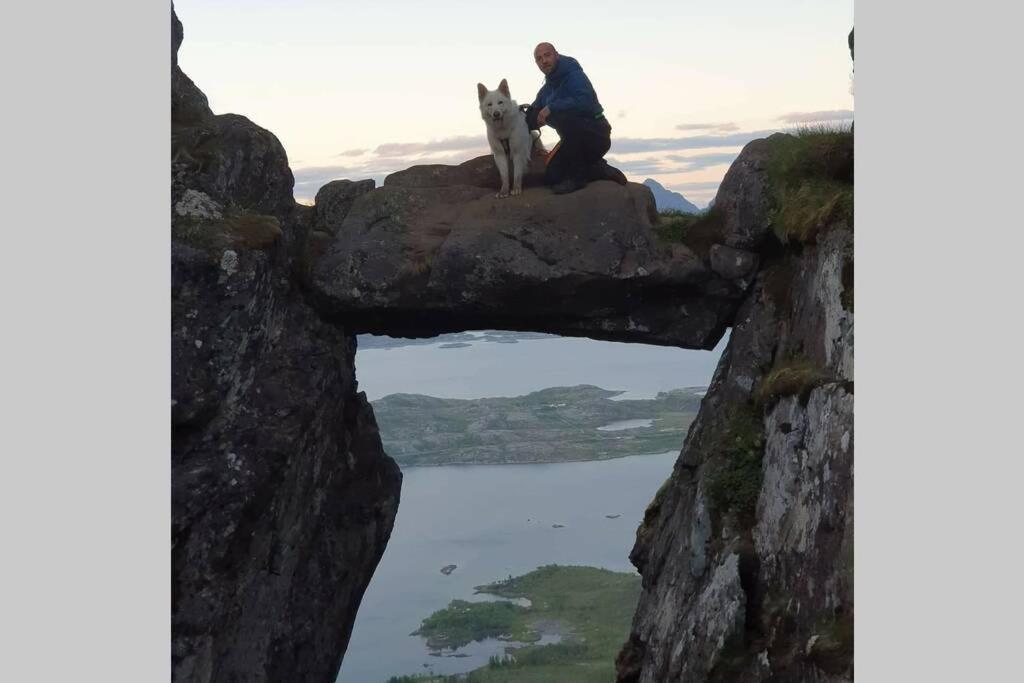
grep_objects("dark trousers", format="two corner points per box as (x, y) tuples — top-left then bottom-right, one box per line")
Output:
(544, 114), (612, 186)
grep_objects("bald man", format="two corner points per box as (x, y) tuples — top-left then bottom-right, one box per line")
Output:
(526, 42), (627, 194)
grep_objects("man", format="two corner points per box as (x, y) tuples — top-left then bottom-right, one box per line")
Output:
(526, 42), (628, 194)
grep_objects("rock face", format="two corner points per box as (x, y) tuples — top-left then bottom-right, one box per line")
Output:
(615, 192), (854, 679)
(171, 8), (400, 682)
(309, 156), (752, 349)
(713, 136), (780, 251)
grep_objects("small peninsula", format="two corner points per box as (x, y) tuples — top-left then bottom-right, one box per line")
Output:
(391, 565), (641, 682)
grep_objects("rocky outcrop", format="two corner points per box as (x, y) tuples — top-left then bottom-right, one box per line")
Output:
(308, 155), (752, 349)
(615, 146), (853, 681)
(171, 7), (400, 682)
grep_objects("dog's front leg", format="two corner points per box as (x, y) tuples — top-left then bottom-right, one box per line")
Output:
(494, 149), (510, 198)
(511, 155), (524, 196)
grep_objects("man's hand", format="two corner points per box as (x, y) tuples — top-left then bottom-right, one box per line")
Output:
(537, 106), (551, 126)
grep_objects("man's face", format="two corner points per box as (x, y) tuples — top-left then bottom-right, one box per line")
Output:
(534, 44), (558, 75)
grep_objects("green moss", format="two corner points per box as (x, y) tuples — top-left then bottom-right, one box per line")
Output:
(654, 207), (725, 257)
(635, 475), (673, 552)
(173, 209), (282, 253)
(706, 406), (765, 525)
(807, 613), (854, 674)
(765, 126), (854, 245)
(754, 357), (827, 406)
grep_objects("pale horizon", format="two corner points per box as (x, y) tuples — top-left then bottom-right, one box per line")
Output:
(174, 0), (854, 207)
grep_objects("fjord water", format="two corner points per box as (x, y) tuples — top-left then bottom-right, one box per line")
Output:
(353, 332), (725, 401)
(337, 333), (723, 682)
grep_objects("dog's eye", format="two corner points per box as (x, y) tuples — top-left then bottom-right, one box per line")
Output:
(498, 101), (504, 104)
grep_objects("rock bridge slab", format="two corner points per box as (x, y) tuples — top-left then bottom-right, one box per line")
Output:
(309, 156), (754, 349)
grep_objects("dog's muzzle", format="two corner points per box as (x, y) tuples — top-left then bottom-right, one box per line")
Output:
(492, 112), (503, 121)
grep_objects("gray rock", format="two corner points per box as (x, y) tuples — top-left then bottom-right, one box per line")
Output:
(617, 215), (853, 682)
(384, 153), (547, 190)
(314, 178), (376, 235)
(712, 135), (786, 250)
(710, 243), (759, 281)
(171, 8), (400, 683)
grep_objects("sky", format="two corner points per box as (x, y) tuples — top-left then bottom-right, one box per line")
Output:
(174, 0), (854, 207)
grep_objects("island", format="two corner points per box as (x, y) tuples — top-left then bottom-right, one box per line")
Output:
(389, 565), (641, 682)
(371, 385), (705, 466)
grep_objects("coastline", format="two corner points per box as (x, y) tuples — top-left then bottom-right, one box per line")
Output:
(395, 449), (679, 469)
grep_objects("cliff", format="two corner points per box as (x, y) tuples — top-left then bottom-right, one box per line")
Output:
(616, 131), (853, 682)
(171, 8), (400, 681)
(171, 5), (853, 680)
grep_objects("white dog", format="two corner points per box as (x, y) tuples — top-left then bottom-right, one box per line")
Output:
(477, 79), (541, 198)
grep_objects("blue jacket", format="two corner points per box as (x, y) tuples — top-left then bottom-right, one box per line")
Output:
(530, 55), (604, 119)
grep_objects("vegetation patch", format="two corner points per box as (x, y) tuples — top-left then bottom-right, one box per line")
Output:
(654, 207), (725, 258)
(373, 385), (703, 466)
(806, 613), (854, 675)
(772, 180), (853, 244)
(754, 357), (828, 406)
(390, 565), (641, 683)
(173, 208), (282, 253)
(706, 406), (766, 526)
(766, 125), (853, 245)
(413, 600), (528, 650)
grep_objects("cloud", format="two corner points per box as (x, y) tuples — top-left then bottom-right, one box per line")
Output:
(374, 135), (488, 156)
(291, 147), (492, 202)
(294, 127), (761, 202)
(667, 181), (724, 191)
(610, 129), (777, 154)
(778, 109), (854, 124)
(675, 122), (739, 133)
(606, 151), (739, 177)
(293, 164), (373, 188)
(662, 151), (739, 171)
(605, 158), (687, 176)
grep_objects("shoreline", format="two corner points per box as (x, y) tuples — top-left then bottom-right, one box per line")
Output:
(396, 449), (679, 469)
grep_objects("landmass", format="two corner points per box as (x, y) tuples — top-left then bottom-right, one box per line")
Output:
(389, 565), (641, 682)
(372, 385), (704, 466)
(358, 330), (559, 351)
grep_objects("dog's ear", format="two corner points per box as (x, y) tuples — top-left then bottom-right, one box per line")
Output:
(477, 83), (488, 101)
(498, 78), (510, 98)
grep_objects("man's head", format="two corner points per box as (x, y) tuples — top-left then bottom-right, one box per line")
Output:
(533, 42), (559, 75)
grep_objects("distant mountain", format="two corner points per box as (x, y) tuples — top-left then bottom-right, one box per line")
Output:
(643, 179), (700, 214)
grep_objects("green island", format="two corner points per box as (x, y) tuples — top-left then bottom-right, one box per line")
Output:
(372, 385), (704, 466)
(387, 565), (641, 683)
